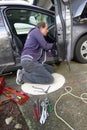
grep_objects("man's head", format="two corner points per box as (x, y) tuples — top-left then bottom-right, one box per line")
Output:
(36, 22), (48, 36)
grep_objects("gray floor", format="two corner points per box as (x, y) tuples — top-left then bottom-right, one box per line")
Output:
(4, 61), (87, 130)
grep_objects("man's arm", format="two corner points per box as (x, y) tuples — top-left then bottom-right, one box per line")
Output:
(35, 29), (53, 50)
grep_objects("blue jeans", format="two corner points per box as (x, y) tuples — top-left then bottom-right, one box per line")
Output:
(21, 60), (54, 84)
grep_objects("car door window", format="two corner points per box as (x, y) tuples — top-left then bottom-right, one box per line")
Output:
(6, 9), (54, 35)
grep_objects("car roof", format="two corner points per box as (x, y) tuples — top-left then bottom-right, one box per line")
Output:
(0, 0), (54, 15)
(0, 1), (30, 6)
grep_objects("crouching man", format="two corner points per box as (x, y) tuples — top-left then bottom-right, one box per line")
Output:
(16, 22), (55, 85)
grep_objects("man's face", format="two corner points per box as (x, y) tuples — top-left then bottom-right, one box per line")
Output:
(40, 24), (48, 36)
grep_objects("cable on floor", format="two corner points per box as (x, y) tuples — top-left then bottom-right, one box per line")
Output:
(54, 86), (87, 130)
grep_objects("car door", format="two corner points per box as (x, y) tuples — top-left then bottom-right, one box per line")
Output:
(0, 9), (15, 70)
(54, 0), (72, 68)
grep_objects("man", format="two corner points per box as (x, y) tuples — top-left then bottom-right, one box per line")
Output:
(16, 22), (55, 85)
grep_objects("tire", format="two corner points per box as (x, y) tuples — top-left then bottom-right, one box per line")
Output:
(74, 35), (87, 63)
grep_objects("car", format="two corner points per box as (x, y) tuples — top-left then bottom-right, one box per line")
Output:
(70, 0), (87, 63)
(0, 0), (58, 73)
(0, 0), (87, 73)
(34, 0), (87, 63)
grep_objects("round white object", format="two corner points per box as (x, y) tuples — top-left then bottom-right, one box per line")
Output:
(21, 73), (65, 95)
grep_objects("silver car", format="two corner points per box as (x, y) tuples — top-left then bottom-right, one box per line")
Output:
(0, 0), (87, 73)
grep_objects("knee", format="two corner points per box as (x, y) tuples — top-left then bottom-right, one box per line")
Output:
(45, 75), (54, 84)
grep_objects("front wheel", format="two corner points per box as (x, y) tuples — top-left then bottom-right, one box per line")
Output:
(74, 35), (87, 63)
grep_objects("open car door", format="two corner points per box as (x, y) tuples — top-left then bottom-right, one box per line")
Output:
(54, 0), (72, 69)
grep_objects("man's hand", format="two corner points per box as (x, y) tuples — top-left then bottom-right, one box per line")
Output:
(52, 43), (57, 50)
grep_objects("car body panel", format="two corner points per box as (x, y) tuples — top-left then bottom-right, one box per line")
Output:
(0, 9), (15, 67)
(72, 23), (87, 57)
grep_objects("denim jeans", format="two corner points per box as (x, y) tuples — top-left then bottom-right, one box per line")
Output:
(21, 60), (54, 84)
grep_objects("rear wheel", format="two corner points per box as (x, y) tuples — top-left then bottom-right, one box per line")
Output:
(75, 35), (87, 63)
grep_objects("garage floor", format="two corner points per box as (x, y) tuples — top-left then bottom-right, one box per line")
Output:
(5, 61), (87, 130)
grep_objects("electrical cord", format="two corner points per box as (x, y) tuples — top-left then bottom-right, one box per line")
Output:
(54, 86), (87, 130)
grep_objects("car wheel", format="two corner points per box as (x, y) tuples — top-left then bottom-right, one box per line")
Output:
(74, 35), (87, 63)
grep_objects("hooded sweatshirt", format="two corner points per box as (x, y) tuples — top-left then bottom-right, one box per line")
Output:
(21, 28), (53, 63)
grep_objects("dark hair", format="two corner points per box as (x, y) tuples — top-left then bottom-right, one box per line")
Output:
(36, 22), (46, 29)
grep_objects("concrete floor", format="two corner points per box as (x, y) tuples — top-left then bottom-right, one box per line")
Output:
(4, 61), (87, 130)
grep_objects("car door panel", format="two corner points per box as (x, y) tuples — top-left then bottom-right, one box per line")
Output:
(54, 0), (72, 65)
(0, 11), (15, 68)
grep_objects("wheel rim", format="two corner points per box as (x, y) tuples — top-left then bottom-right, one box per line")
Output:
(80, 40), (87, 60)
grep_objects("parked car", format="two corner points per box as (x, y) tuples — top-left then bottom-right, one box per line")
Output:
(70, 0), (87, 63)
(34, 0), (87, 63)
(0, 0), (87, 73)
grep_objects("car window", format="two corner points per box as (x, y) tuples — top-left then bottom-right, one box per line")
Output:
(14, 23), (35, 34)
(6, 9), (54, 35)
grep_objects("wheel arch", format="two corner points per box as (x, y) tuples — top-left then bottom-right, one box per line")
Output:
(73, 33), (87, 58)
